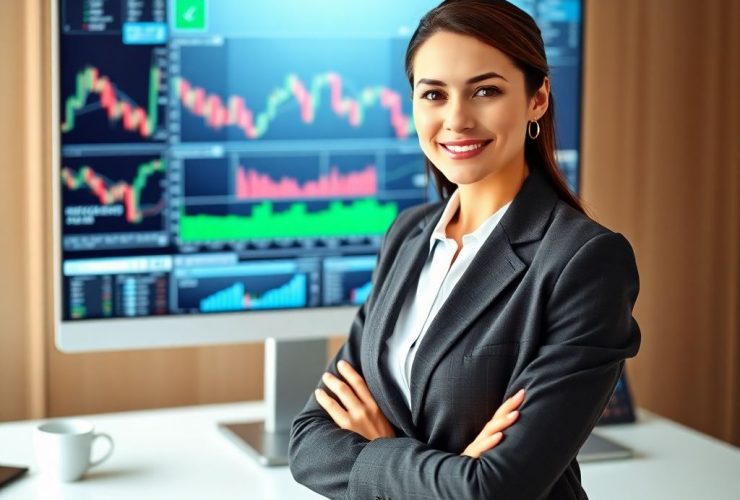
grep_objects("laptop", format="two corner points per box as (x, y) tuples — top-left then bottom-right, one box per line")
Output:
(577, 373), (637, 462)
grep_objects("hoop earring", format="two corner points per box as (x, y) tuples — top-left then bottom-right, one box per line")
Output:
(528, 120), (541, 140)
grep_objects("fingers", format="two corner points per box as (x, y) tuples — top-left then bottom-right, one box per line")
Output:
(493, 389), (525, 419)
(461, 431), (503, 459)
(314, 361), (396, 440)
(463, 413), (513, 459)
(336, 360), (378, 409)
(480, 431), (504, 450)
(319, 370), (364, 415)
(482, 409), (520, 436)
(314, 388), (350, 428)
(478, 389), (526, 440)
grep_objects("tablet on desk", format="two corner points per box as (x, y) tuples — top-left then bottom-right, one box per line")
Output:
(597, 374), (637, 425)
(578, 372), (638, 462)
(578, 433), (634, 462)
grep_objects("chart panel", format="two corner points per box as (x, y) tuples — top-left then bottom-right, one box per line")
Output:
(56, 0), (583, 321)
(61, 155), (169, 251)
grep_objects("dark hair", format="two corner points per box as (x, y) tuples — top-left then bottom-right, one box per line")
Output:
(405, 0), (584, 213)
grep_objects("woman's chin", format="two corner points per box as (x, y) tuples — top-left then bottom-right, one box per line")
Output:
(436, 170), (488, 188)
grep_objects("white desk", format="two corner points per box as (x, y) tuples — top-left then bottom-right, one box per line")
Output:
(0, 402), (737, 499)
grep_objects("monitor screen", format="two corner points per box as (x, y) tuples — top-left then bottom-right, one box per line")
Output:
(53, 0), (583, 350)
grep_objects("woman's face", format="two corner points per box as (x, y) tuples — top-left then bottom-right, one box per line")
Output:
(411, 31), (544, 188)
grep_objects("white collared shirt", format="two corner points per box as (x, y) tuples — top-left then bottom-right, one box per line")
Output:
(384, 189), (511, 409)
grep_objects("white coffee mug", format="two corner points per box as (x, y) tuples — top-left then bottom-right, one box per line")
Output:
(33, 419), (114, 482)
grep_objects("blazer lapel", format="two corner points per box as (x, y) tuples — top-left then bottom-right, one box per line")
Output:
(364, 205), (443, 436)
(408, 169), (559, 422)
(407, 225), (526, 422)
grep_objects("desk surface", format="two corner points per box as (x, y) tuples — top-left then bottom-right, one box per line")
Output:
(0, 402), (737, 500)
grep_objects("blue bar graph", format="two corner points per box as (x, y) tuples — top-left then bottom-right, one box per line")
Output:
(200, 274), (307, 312)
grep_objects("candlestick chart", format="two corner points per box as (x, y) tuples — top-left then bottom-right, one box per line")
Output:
(175, 38), (415, 142)
(59, 37), (167, 143)
(61, 157), (166, 234)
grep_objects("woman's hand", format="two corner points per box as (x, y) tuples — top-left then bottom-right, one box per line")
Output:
(315, 360), (396, 441)
(461, 388), (526, 459)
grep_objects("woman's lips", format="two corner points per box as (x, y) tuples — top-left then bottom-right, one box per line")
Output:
(439, 140), (493, 160)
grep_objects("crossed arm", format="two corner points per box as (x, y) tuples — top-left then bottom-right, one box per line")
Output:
(289, 232), (641, 500)
(316, 360), (525, 458)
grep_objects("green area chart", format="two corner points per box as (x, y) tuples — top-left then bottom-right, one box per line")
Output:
(178, 199), (398, 241)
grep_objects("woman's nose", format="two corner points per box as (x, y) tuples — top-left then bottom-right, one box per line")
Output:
(443, 98), (475, 133)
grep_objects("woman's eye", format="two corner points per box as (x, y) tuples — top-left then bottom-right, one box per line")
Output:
(420, 90), (443, 100)
(475, 86), (502, 97)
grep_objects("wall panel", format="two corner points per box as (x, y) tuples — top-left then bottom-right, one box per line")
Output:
(582, 0), (739, 444)
(0, 0), (31, 422)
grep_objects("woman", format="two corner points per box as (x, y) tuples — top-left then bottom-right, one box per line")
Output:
(289, 1), (641, 498)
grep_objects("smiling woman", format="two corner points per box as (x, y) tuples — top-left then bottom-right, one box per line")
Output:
(289, 1), (641, 499)
(405, 2), (582, 215)
(411, 30), (549, 235)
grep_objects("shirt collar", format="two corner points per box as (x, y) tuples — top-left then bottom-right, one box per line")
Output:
(429, 189), (512, 249)
(430, 190), (461, 245)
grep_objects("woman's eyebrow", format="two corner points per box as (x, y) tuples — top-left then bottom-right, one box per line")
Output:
(415, 71), (508, 88)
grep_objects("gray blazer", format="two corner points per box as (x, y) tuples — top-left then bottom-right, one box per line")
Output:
(289, 168), (641, 500)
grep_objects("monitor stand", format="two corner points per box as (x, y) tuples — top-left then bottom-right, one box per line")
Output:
(218, 337), (328, 466)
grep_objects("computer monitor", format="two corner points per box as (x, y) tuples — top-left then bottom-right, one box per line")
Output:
(52, 0), (584, 465)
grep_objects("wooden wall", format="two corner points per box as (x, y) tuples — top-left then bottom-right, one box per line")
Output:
(580, 0), (739, 445)
(0, 0), (737, 446)
(0, 0), (32, 421)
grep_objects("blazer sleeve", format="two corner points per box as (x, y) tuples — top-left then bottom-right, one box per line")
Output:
(288, 208), (414, 499)
(342, 232), (641, 500)
(288, 299), (372, 499)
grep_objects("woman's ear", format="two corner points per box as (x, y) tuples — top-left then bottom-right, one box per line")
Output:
(529, 76), (550, 120)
